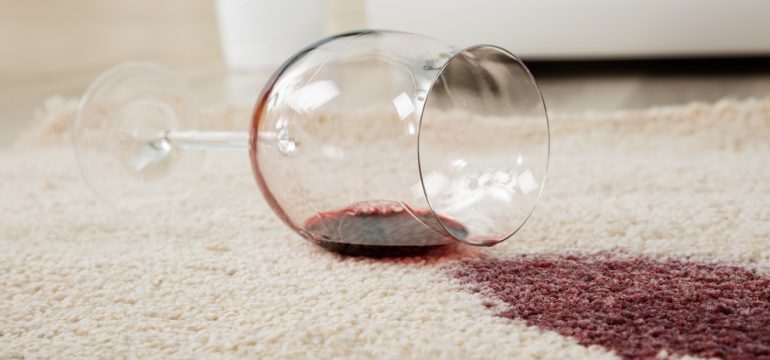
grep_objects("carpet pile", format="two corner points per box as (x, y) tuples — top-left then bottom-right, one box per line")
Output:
(1, 97), (768, 358)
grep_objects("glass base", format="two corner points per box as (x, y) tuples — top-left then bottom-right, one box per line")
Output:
(74, 63), (203, 207)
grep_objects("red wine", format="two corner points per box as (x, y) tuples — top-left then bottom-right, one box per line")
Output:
(453, 254), (770, 359)
(303, 202), (467, 257)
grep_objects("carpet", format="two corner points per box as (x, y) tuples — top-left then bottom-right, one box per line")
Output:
(1, 97), (768, 359)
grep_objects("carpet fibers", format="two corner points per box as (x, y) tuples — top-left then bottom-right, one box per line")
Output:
(1, 97), (768, 359)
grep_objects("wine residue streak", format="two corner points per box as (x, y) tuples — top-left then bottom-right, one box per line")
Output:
(452, 254), (770, 359)
(304, 203), (467, 257)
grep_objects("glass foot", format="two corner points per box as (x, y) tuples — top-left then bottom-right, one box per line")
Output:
(74, 63), (203, 207)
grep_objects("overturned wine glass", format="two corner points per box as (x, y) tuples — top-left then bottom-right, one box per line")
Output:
(74, 30), (550, 255)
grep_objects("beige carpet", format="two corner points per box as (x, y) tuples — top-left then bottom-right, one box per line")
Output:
(1, 97), (768, 359)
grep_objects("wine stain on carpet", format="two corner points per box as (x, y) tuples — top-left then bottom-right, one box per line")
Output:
(451, 253), (770, 359)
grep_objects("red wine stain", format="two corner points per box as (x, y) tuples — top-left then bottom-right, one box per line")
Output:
(303, 202), (468, 257)
(451, 253), (770, 359)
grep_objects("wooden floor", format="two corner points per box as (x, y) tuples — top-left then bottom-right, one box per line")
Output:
(2, 0), (770, 146)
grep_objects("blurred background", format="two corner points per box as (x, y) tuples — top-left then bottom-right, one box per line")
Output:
(2, 0), (770, 146)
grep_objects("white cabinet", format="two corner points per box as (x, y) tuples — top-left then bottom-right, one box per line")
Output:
(365, 0), (770, 59)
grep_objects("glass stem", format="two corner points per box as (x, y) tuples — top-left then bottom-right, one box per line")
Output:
(164, 130), (249, 149)
(163, 130), (292, 151)
(129, 129), (291, 172)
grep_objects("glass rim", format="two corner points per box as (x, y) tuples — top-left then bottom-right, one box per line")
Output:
(416, 44), (551, 247)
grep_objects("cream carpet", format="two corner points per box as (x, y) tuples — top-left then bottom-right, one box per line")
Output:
(1, 98), (768, 359)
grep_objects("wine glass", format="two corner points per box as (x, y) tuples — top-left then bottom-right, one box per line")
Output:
(74, 30), (549, 254)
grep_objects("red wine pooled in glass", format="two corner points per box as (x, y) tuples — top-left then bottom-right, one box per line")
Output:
(303, 201), (468, 257)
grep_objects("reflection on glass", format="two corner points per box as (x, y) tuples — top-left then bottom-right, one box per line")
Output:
(287, 80), (340, 113)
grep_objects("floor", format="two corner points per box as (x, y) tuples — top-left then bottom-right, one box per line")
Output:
(530, 58), (770, 113)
